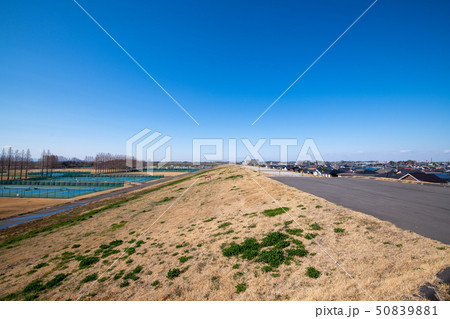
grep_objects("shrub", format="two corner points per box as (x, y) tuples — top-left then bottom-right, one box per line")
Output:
(72, 244), (81, 249)
(306, 267), (321, 278)
(120, 280), (129, 288)
(235, 282), (246, 293)
(334, 228), (345, 233)
(218, 222), (232, 228)
(315, 205), (322, 209)
(232, 264), (240, 269)
(262, 207), (289, 217)
(124, 247), (136, 255)
(167, 268), (181, 279)
(151, 280), (160, 287)
(310, 223), (322, 230)
(203, 217), (216, 223)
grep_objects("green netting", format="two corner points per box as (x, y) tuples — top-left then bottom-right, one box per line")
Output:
(0, 180), (124, 188)
(0, 185), (116, 199)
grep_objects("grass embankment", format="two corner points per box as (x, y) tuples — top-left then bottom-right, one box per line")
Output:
(0, 165), (448, 301)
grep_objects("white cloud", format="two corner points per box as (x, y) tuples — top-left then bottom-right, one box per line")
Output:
(400, 150), (412, 153)
(443, 150), (450, 153)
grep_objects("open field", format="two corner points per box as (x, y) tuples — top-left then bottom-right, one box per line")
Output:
(0, 165), (448, 301)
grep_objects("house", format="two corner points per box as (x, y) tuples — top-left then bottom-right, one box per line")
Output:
(399, 172), (446, 184)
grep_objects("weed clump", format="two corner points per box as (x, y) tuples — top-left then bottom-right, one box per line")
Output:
(45, 273), (69, 289)
(257, 248), (285, 268)
(334, 228), (345, 233)
(81, 273), (98, 284)
(178, 256), (193, 263)
(33, 263), (49, 269)
(167, 268), (181, 279)
(285, 228), (303, 236)
(306, 267), (321, 278)
(304, 233), (318, 240)
(262, 207), (289, 217)
(226, 175), (243, 180)
(23, 280), (45, 293)
(78, 256), (100, 269)
(235, 282), (246, 293)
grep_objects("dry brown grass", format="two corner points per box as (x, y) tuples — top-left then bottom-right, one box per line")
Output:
(0, 165), (448, 301)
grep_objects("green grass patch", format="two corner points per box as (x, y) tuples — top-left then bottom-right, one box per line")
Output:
(178, 256), (193, 263)
(285, 228), (303, 236)
(78, 256), (100, 269)
(261, 207), (289, 217)
(158, 196), (175, 203)
(304, 233), (318, 240)
(306, 267), (321, 278)
(235, 282), (246, 293)
(81, 273), (98, 284)
(225, 175), (243, 180)
(167, 268), (181, 279)
(33, 262), (49, 269)
(110, 221), (127, 231)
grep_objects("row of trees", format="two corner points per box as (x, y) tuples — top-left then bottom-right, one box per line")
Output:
(94, 153), (128, 174)
(0, 148), (32, 181)
(39, 150), (58, 177)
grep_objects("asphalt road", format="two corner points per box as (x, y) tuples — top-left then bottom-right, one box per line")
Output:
(271, 176), (450, 244)
(0, 170), (204, 230)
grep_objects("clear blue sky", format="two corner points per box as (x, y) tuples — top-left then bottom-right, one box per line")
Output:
(1, 0), (449, 162)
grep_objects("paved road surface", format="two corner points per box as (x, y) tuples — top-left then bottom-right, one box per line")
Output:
(271, 176), (450, 244)
(0, 170), (204, 230)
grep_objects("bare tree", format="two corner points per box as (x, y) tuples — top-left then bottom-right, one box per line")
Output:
(25, 149), (31, 179)
(7, 147), (12, 180)
(0, 149), (6, 181)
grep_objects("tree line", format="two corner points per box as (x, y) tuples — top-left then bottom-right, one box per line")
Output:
(0, 148), (32, 181)
(94, 153), (127, 174)
(0, 148), (60, 181)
